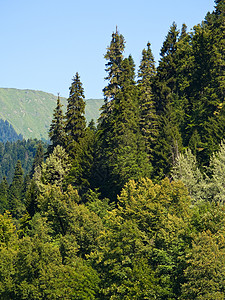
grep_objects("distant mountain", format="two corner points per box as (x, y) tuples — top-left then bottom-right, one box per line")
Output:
(0, 88), (104, 140)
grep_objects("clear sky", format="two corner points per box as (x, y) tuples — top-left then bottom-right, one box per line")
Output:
(0, 0), (216, 99)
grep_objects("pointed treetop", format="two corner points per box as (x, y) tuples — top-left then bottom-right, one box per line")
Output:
(69, 72), (85, 98)
(138, 42), (156, 84)
(103, 28), (126, 102)
(160, 22), (179, 57)
(48, 93), (66, 154)
(179, 23), (188, 40)
(118, 55), (136, 88)
(12, 160), (24, 186)
(65, 72), (86, 144)
(30, 143), (44, 177)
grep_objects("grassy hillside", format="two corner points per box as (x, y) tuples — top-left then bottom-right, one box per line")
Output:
(0, 88), (103, 140)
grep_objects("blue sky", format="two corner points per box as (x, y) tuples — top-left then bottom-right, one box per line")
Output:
(0, 0), (216, 99)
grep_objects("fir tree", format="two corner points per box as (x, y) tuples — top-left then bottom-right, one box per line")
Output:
(98, 27), (126, 140)
(151, 23), (183, 178)
(65, 126), (97, 196)
(8, 160), (25, 218)
(201, 0), (225, 164)
(153, 22), (180, 113)
(0, 176), (9, 213)
(10, 160), (23, 189)
(65, 73), (86, 149)
(48, 94), (66, 155)
(153, 103), (183, 179)
(138, 42), (158, 161)
(94, 28), (126, 196)
(97, 52), (151, 199)
(103, 27), (125, 103)
(30, 143), (44, 177)
(25, 179), (40, 217)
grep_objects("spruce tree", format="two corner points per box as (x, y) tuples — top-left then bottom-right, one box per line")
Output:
(152, 23), (183, 178)
(26, 143), (44, 216)
(138, 42), (158, 161)
(98, 28), (125, 139)
(173, 1), (224, 168)
(102, 27), (125, 104)
(174, 23), (194, 148)
(184, 8), (225, 166)
(97, 51), (151, 199)
(63, 73), (98, 194)
(10, 160), (23, 190)
(25, 179), (40, 217)
(8, 160), (25, 218)
(0, 176), (9, 213)
(202, 0), (225, 162)
(30, 143), (44, 177)
(110, 57), (149, 196)
(65, 126), (97, 196)
(95, 28), (126, 196)
(65, 72), (86, 150)
(153, 22), (180, 113)
(153, 103), (183, 179)
(48, 94), (66, 155)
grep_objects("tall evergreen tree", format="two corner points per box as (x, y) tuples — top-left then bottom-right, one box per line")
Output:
(0, 176), (9, 213)
(201, 0), (225, 164)
(94, 28), (126, 196)
(153, 22), (180, 113)
(10, 160), (24, 190)
(183, 5), (225, 166)
(153, 103), (183, 179)
(65, 125), (96, 196)
(102, 27), (125, 104)
(30, 143), (44, 177)
(26, 143), (44, 217)
(25, 179), (40, 217)
(63, 73), (98, 194)
(152, 23), (183, 178)
(138, 42), (158, 161)
(65, 73), (86, 150)
(98, 27), (125, 132)
(8, 160), (25, 218)
(96, 49), (151, 199)
(48, 94), (66, 155)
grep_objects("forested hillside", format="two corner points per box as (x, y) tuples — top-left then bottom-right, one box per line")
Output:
(0, 88), (103, 140)
(0, 1), (225, 299)
(0, 139), (47, 184)
(0, 119), (23, 143)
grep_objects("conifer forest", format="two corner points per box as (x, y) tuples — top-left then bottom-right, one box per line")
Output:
(0, 1), (225, 299)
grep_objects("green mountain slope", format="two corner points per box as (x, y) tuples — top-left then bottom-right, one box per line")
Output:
(0, 88), (103, 140)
